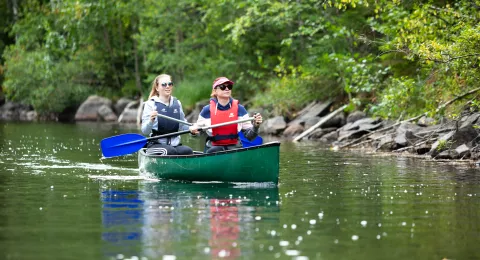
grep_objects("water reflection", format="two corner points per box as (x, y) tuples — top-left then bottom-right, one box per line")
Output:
(101, 181), (279, 259)
(101, 189), (143, 258)
(209, 198), (240, 259)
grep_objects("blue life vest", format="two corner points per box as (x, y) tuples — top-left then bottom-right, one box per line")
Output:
(151, 97), (181, 136)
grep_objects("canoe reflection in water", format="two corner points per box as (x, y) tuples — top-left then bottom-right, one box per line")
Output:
(209, 199), (240, 259)
(101, 181), (279, 259)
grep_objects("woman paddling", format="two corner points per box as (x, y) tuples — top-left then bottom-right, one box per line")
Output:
(141, 74), (193, 155)
(190, 76), (263, 153)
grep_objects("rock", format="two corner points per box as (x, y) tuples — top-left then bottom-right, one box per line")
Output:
(283, 123), (304, 137)
(343, 117), (381, 131)
(430, 125), (478, 157)
(358, 122), (382, 131)
(395, 123), (423, 147)
(320, 113), (346, 128)
(346, 111), (366, 123)
(288, 101), (333, 126)
(97, 104), (117, 122)
(470, 146), (480, 160)
(430, 131), (455, 157)
(459, 113), (480, 129)
(75, 95), (112, 121)
(338, 129), (369, 141)
(0, 102), (34, 121)
(377, 134), (395, 151)
(25, 111), (38, 121)
(260, 116), (287, 135)
(118, 100), (140, 123)
(417, 116), (435, 126)
(114, 98), (133, 115)
(455, 144), (470, 159)
(435, 150), (457, 159)
(319, 131), (339, 143)
(308, 127), (337, 140)
(304, 117), (321, 129)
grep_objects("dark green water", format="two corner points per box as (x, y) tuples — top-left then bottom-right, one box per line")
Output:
(1, 122), (479, 260)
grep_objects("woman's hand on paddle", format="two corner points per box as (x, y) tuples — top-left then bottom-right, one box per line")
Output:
(253, 113), (263, 127)
(150, 111), (158, 122)
(189, 124), (200, 135)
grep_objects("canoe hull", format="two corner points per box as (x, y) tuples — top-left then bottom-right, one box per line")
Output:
(138, 142), (280, 184)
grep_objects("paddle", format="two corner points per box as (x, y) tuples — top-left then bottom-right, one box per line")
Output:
(157, 113), (193, 126)
(100, 117), (254, 158)
(157, 113), (263, 148)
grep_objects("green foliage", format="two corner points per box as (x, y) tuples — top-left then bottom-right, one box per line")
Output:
(369, 0), (480, 118)
(3, 48), (91, 113)
(436, 139), (452, 152)
(173, 77), (213, 112)
(369, 77), (425, 118)
(2, 0), (480, 120)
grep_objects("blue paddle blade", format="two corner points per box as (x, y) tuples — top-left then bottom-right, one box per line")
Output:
(100, 133), (148, 158)
(238, 131), (263, 148)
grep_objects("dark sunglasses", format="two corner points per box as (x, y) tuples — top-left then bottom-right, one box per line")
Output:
(160, 82), (174, 87)
(216, 84), (233, 91)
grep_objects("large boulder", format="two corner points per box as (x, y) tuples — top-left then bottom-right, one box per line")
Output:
(118, 100), (141, 124)
(260, 116), (287, 135)
(98, 105), (118, 122)
(114, 98), (134, 115)
(0, 102), (35, 121)
(75, 95), (113, 121)
(283, 123), (304, 137)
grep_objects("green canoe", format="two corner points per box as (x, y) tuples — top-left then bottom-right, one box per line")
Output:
(138, 142), (280, 184)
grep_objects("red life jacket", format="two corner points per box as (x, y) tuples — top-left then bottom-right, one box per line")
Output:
(210, 99), (239, 146)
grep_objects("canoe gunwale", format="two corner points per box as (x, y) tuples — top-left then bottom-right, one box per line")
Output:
(138, 141), (280, 159)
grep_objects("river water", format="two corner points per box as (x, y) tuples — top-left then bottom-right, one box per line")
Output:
(1, 122), (479, 260)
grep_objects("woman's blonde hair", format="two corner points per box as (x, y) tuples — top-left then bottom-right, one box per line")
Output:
(148, 74), (171, 99)
(210, 89), (217, 98)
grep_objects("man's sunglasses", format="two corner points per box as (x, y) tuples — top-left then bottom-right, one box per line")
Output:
(160, 82), (174, 87)
(216, 84), (233, 91)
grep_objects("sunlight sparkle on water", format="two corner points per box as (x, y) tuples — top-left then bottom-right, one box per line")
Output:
(285, 250), (300, 256)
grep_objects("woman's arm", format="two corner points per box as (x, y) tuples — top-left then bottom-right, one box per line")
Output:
(239, 110), (262, 141)
(141, 101), (155, 135)
(177, 100), (190, 131)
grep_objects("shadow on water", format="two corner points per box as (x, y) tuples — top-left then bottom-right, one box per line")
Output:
(100, 181), (280, 259)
